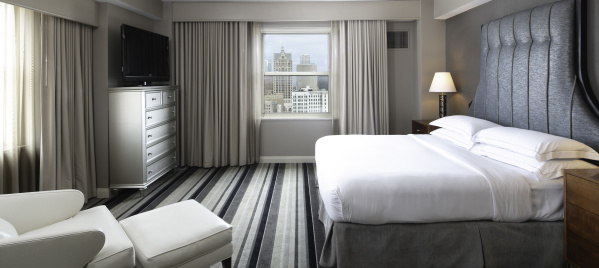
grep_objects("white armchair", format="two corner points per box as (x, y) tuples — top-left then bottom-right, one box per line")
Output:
(0, 190), (134, 268)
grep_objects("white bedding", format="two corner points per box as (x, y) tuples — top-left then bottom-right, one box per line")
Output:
(315, 134), (563, 224)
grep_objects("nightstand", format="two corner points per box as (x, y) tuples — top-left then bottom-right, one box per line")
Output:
(564, 169), (599, 267)
(411, 120), (440, 134)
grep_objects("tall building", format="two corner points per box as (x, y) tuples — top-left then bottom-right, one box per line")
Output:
(292, 86), (329, 113)
(300, 54), (311, 64)
(273, 47), (293, 111)
(297, 54), (318, 92)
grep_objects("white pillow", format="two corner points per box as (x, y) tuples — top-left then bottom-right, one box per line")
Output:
(0, 218), (18, 239)
(473, 127), (599, 161)
(430, 115), (501, 138)
(471, 143), (599, 181)
(430, 128), (474, 150)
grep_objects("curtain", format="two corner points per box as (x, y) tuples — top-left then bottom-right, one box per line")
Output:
(40, 16), (96, 199)
(0, 4), (40, 194)
(174, 22), (260, 167)
(332, 20), (389, 135)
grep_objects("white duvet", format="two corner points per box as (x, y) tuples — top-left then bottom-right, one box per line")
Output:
(315, 134), (543, 224)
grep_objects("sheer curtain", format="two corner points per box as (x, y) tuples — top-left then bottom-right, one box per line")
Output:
(40, 16), (96, 199)
(0, 4), (96, 198)
(332, 20), (389, 135)
(0, 4), (39, 194)
(174, 21), (260, 167)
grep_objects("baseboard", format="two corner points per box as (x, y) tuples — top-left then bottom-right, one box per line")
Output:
(96, 188), (111, 198)
(260, 156), (315, 163)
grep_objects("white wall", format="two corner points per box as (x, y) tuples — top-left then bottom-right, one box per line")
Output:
(3, 0), (98, 26)
(260, 119), (332, 162)
(434, 0), (492, 20)
(96, 0), (163, 20)
(417, 0), (447, 120)
(388, 21), (417, 134)
(172, 1), (420, 22)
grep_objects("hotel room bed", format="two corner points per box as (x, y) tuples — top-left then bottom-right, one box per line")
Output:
(315, 0), (599, 267)
(316, 134), (564, 224)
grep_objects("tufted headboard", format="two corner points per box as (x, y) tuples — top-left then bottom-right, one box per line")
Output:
(468, 0), (599, 151)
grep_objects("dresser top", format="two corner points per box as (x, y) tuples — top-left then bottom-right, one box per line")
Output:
(109, 85), (178, 92)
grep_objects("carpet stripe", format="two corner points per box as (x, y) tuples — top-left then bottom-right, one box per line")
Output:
(205, 166), (241, 213)
(157, 167), (208, 207)
(303, 163), (318, 268)
(139, 167), (199, 213)
(90, 163), (324, 268)
(180, 167), (216, 201)
(219, 165), (252, 218)
(190, 166), (223, 200)
(248, 163), (281, 268)
(267, 164), (289, 267)
(235, 163), (277, 268)
(231, 163), (268, 267)
(297, 164), (308, 268)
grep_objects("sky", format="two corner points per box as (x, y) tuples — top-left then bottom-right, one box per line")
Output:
(263, 34), (329, 72)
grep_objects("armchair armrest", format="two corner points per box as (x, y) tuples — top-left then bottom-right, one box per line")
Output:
(0, 227), (105, 268)
(0, 190), (84, 234)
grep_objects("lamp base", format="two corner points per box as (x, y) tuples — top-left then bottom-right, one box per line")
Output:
(439, 93), (447, 118)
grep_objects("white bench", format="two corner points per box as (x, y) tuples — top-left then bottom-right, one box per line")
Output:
(119, 200), (232, 268)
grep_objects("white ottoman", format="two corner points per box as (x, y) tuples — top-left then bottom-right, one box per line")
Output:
(119, 200), (232, 268)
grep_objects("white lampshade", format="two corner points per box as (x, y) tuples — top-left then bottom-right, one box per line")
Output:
(429, 72), (457, 93)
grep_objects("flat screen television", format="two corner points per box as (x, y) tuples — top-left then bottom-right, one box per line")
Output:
(121, 24), (170, 85)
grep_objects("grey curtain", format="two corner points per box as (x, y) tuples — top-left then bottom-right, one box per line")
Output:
(40, 16), (96, 199)
(174, 22), (259, 167)
(332, 20), (389, 135)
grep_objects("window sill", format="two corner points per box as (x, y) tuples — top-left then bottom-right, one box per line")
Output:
(261, 114), (331, 120)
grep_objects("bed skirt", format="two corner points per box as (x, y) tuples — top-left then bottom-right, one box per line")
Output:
(318, 200), (564, 267)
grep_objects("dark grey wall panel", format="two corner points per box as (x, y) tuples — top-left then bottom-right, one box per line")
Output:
(527, 4), (551, 133)
(472, 24), (488, 118)
(512, 11), (532, 129)
(447, 0), (599, 117)
(484, 20), (501, 122)
(462, 0), (599, 152)
(548, 0), (577, 138)
(498, 15), (515, 126)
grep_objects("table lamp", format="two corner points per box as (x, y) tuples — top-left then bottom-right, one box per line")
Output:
(429, 72), (457, 118)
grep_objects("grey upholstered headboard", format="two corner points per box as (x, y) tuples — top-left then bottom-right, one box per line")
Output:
(468, 0), (599, 151)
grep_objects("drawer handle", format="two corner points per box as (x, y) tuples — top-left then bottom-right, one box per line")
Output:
(148, 170), (153, 174)
(416, 129), (421, 132)
(148, 134), (153, 138)
(168, 96), (172, 98)
(148, 116), (153, 120)
(148, 153), (153, 156)
(152, 97), (157, 101)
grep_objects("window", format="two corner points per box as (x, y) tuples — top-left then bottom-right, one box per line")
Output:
(262, 26), (330, 116)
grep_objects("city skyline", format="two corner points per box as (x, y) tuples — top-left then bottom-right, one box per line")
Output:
(263, 34), (328, 72)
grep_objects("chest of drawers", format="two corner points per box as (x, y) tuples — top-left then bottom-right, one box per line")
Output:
(564, 169), (599, 267)
(108, 86), (178, 189)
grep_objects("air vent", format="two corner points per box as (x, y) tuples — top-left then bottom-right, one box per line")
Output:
(387, 31), (409, 49)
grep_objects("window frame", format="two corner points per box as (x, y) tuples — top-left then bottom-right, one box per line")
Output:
(261, 26), (332, 119)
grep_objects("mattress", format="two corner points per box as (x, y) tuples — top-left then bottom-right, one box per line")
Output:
(315, 134), (563, 224)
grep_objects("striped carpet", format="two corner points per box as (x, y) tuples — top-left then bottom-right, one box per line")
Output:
(84, 163), (325, 268)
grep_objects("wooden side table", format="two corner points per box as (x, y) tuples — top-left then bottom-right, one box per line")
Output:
(564, 169), (599, 267)
(411, 120), (440, 134)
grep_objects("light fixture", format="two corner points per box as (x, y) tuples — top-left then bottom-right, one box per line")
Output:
(429, 72), (457, 118)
